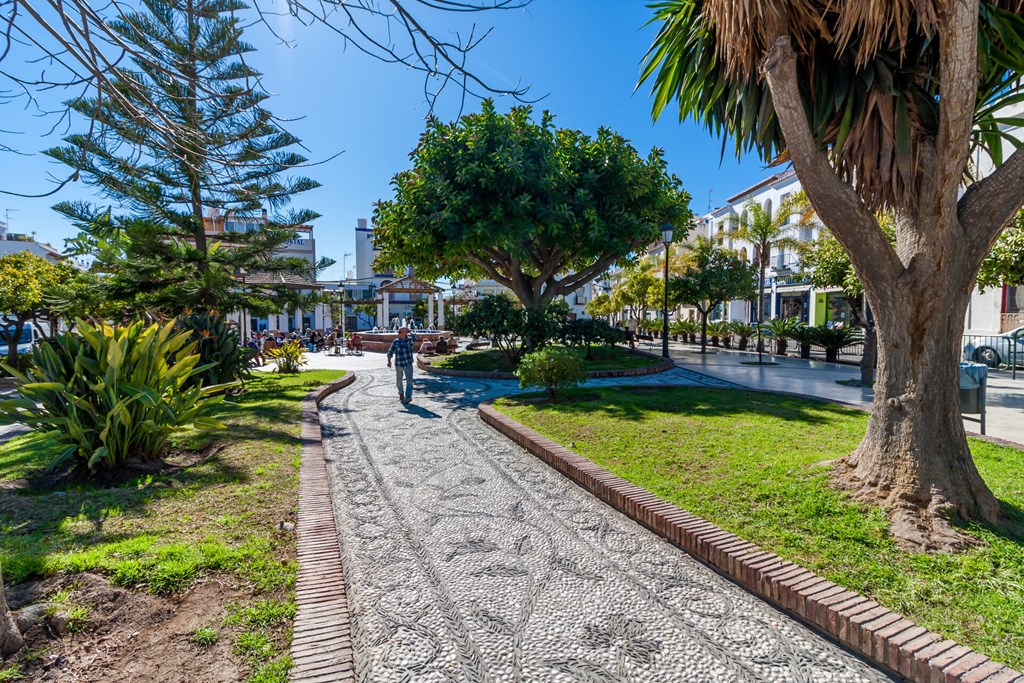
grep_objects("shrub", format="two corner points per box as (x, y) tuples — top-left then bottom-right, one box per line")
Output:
(810, 325), (863, 362)
(0, 352), (33, 378)
(0, 319), (229, 472)
(177, 313), (252, 387)
(452, 293), (526, 364)
(515, 347), (586, 399)
(267, 340), (307, 373)
(560, 319), (626, 358)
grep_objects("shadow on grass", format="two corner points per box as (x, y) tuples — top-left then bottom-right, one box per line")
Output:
(501, 386), (861, 426)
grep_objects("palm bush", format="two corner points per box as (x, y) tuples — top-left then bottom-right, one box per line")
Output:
(810, 325), (863, 363)
(730, 322), (756, 351)
(707, 320), (731, 348)
(268, 340), (307, 373)
(762, 317), (803, 356)
(0, 319), (229, 472)
(788, 325), (817, 359)
(515, 347), (585, 400)
(177, 313), (253, 388)
(670, 319), (698, 343)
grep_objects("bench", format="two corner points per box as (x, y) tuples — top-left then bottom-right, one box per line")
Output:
(634, 333), (656, 351)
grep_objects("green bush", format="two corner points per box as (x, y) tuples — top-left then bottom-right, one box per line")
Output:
(787, 324), (817, 359)
(0, 352), (33, 378)
(707, 320), (731, 348)
(452, 294), (568, 364)
(670, 319), (698, 343)
(267, 340), (307, 373)
(177, 313), (253, 387)
(0, 319), (230, 472)
(560, 319), (626, 358)
(515, 347), (586, 399)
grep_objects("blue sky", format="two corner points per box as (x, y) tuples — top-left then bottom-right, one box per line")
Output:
(0, 1), (770, 280)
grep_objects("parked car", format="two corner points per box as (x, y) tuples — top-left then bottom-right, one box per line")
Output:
(0, 324), (35, 358)
(963, 326), (1024, 367)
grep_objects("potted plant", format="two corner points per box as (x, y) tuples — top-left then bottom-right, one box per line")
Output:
(731, 322), (756, 351)
(810, 325), (863, 363)
(706, 320), (726, 347)
(762, 317), (802, 356)
(788, 324), (816, 359)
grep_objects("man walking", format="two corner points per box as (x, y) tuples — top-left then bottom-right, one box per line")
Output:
(387, 327), (417, 404)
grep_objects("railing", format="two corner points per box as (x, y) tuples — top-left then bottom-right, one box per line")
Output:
(962, 334), (1018, 379)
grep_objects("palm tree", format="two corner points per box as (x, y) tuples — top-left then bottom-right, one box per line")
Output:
(641, 0), (1024, 548)
(733, 195), (811, 364)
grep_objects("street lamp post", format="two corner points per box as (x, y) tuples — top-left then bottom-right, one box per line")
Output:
(661, 223), (674, 358)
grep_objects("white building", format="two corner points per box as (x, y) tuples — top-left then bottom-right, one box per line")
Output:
(0, 220), (63, 262)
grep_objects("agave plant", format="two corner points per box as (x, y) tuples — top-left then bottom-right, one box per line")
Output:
(730, 322), (756, 351)
(0, 319), (230, 472)
(810, 325), (863, 363)
(787, 325), (817, 359)
(707, 320), (732, 348)
(762, 317), (803, 356)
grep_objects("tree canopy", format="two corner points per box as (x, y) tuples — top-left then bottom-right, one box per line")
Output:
(373, 99), (692, 309)
(978, 210), (1024, 291)
(47, 0), (321, 317)
(0, 252), (75, 368)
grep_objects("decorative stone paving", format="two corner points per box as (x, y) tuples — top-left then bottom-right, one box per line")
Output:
(319, 368), (893, 683)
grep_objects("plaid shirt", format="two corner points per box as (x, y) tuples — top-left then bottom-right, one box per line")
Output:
(387, 334), (417, 367)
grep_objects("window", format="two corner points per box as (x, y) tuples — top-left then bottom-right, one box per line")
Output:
(1006, 286), (1024, 314)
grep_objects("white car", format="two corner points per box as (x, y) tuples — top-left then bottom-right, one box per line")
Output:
(963, 326), (1024, 368)
(0, 324), (35, 358)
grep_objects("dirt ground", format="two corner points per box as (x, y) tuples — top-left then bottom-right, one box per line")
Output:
(5, 572), (250, 682)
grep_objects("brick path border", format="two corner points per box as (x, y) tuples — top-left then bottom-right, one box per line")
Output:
(417, 348), (674, 381)
(478, 401), (1022, 683)
(290, 373), (357, 683)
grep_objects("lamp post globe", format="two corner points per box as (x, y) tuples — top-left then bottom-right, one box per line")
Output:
(661, 223), (674, 358)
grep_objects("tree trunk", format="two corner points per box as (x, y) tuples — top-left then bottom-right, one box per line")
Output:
(3, 320), (25, 371)
(699, 312), (708, 354)
(757, 264), (766, 364)
(0, 563), (23, 656)
(836, 283), (1001, 550)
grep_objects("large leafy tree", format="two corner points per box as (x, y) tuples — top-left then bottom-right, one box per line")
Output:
(373, 100), (691, 310)
(642, 0), (1024, 548)
(46, 0), (320, 317)
(733, 195), (811, 362)
(669, 237), (757, 353)
(613, 262), (664, 327)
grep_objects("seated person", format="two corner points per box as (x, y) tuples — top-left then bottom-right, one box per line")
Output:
(434, 338), (449, 355)
(348, 332), (363, 352)
(419, 339), (435, 356)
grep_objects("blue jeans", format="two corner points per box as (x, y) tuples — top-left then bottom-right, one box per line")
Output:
(395, 363), (414, 400)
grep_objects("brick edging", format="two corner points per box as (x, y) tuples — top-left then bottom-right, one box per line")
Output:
(477, 403), (1021, 683)
(291, 372), (357, 682)
(417, 350), (674, 380)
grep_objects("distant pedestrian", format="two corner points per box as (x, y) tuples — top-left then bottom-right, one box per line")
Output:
(387, 326), (417, 404)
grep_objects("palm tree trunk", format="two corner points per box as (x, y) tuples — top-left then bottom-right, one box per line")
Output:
(0, 563), (23, 656)
(757, 264), (766, 364)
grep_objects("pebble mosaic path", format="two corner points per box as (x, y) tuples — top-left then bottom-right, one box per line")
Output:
(319, 367), (894, 683)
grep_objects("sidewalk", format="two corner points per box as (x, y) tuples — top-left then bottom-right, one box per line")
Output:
(668, 341), (1024, 445)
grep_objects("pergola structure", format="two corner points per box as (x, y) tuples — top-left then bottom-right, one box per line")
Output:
(376, 275), (445, 328)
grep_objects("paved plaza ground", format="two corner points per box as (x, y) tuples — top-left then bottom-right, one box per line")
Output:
(318, 367), (894, 682)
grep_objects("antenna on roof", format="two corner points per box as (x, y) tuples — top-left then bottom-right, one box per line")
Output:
(707, 189), (713, 213)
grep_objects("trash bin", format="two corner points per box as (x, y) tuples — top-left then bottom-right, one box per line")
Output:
(959, 361), (988, 434)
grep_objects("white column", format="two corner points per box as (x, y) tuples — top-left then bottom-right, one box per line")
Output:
(383, 292), (390, 327)
(376, 302), (383, 326)
(437, 292), (445, 329)
(314, 303), (323, 330)
(295, 307), (304, 332)
(427, 294), (434, 325)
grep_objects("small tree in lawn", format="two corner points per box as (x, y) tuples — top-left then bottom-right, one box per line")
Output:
(669, 239), (757, 354)
(643, 0), (1024, 548)
(614, 262), (662, 329)
(585, 293), (619, 322)
(451, 293), (527, 366)
(516, 347), (586, 400)
(373, 99), (691, 327)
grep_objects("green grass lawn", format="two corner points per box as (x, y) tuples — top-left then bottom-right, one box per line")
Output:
(0, 369), (346, 683)
(433, 345), (660, 373)
(495, 387), (1024, 669)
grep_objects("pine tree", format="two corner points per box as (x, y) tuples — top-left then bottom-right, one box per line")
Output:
(47, 0), (322, 317)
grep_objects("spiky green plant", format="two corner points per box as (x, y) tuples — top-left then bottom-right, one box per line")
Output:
(707, 320), (731, 348)
(730, 322), (756, 350)
(268, 341), (308, 374)
(787, 324), (817, 359)
(0, 319), (230, 472)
